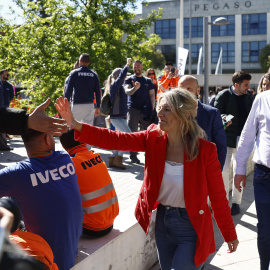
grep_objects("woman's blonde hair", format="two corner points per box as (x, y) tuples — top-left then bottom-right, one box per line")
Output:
(104, 74), (115, 96)
(257, 73), (270, 94)
(157, 88), (205, 161)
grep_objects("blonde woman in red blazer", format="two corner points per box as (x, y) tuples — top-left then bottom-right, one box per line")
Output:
(56, 89), (238, 269)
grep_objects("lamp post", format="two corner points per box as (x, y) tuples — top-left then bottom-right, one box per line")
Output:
(203, 17), (230, 104)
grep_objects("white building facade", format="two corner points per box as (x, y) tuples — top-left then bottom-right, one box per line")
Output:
(142, 0), (270, 75)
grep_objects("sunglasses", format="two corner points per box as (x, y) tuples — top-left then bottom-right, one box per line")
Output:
(148, 72), (155, 75)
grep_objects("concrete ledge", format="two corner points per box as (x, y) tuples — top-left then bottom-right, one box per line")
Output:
(72, 205), (158, 270)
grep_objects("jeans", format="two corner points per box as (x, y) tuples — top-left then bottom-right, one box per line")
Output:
(110, 118), (132, 157)
(155, 205), (203, 270)
(253, 165), (270, 270)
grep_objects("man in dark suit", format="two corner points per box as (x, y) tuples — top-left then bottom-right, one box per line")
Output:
(179, 75), (226, 170)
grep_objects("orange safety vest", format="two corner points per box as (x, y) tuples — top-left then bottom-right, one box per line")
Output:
(157, 75), (180, 100)
(69, 145), (119, 231)
(9, 231), (59, 270)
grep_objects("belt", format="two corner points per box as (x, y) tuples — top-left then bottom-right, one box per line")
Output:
(255, 163), (270, 173)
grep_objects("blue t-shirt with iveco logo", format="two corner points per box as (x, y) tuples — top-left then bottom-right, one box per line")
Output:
(125, 75), (155, 110)
(0, 150), (83, 270)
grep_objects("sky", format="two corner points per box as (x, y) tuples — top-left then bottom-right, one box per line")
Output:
(0, 0), (144, 24)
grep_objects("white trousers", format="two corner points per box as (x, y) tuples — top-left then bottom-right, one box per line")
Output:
(71, 103), (95, 125)
(222, 144), (243, 205)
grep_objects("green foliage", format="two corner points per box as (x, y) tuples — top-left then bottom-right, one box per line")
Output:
(135, 34), (166, 70)
(0, 0), (162, 115)
(259, 43), (270, 72)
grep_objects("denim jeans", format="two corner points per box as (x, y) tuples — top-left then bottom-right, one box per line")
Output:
(155, 204), (203, 270)
(110, 118), (132, 157)
(253, 165), (270, 270)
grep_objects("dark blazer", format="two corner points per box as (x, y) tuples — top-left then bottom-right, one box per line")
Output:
(197, 101), (227, 170)
(75, 123), (237, 267)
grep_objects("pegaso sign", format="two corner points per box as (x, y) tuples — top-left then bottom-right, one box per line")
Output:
(194, 1), (252, 12)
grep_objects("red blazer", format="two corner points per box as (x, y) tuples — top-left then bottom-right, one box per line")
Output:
(75, 123), (237, 267)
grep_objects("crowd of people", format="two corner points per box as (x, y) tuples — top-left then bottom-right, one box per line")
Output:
(1, 53), (270, 270)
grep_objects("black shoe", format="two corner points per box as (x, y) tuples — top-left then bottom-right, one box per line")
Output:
(130, 155), (140, 164)
(231, 203), (240, 215)
(0, 146), (13, 151)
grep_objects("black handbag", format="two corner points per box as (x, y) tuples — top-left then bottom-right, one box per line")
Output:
(100, 89), (120, 116)
(100, 94), (112, 116)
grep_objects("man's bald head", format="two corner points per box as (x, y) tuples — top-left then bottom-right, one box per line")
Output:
(179, 75), (200, 97)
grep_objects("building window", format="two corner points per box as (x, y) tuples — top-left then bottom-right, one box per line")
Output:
(242, 14), (267, 35)
(184, 18), (189, 38)
(155, 19), (176, 39)
(156, 45), (176, 63)
(211, 15), (235, 36)
(184, 43), (203, 64)
(242, 41), (266, 62)
(211, 43), (235, 63)
(184, 17), (203, 38)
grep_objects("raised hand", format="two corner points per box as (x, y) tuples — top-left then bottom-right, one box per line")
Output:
(127, 58), (132, 66)
(28, 98), (68, 136)
(55, 97), (83, 132)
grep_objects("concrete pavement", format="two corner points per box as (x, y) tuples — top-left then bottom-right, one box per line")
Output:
(1, 137), (260, 269)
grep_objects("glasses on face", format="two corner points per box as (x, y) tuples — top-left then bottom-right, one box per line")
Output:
(148, 72), (155, 75)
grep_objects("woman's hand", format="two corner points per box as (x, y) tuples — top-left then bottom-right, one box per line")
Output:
(227, 239), (239, 253)
(55, 97), (82, 132)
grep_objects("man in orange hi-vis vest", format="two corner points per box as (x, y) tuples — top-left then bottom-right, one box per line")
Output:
(60, 130), (119, 237)
(157, 62), (180, 101)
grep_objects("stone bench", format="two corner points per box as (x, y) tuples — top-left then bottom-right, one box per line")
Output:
(71, 205), (158, 270)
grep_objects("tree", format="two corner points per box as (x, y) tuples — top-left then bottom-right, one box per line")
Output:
(136, 34), (166, 70)
(0, 0), (162, 115)
(259, 43), (270, 73)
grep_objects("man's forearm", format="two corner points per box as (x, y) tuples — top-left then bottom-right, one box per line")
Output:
(124, 85), (137, 96)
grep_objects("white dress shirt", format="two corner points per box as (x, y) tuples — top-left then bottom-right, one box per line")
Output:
(236, 90), (270, 175)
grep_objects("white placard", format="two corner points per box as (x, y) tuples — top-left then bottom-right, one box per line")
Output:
(177, 47), (189, 75)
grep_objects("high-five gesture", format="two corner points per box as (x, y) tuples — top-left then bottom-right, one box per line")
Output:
(55, 97), (83, 132)
(28, 98), (68, 136)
